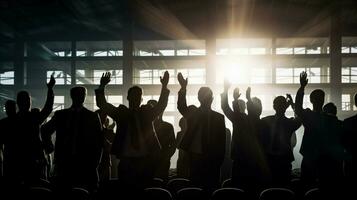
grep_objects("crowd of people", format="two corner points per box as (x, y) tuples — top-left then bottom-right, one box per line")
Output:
(0, 70), (356, 198)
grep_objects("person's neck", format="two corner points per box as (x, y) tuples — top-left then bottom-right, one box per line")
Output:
(275, 112), (285, 117)
(199, 105), (211, 111)
(129, 104), (140, 111)
(71, 103), (83, 109)
(313, 106), (322, 113)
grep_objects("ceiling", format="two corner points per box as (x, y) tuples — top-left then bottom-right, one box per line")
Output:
(1, 0), (357, 41)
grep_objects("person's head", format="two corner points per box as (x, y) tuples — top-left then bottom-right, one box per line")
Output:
(323, 102), (337, 116)
(147, 99), (162, 120)
(70, 86), (87, 106)
(273, 96), (289, 115)
(17, 91), (31, 112)
(233, 99), (246, 113)
(95, 109), (108, 124)
(127, 86), (143, 109)
(198, 87), (213, 108)
(5, 100), (16, 117)
(179, 117), (187, 132)
(31, 108), (40, 113)
(310, 89), (325, 111)
(250, 97), (262, 117)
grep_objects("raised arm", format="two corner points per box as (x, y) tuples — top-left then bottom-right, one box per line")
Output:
(95, 72), (120, 119)
(151, 71), (170, 119)
(220, 79), (235, 121)
(39, 75), (55, 123)
(177, 72), (189, 117)
(295, 71), (308, 117)
(41, 113), (56, 154)
(246, 87), (255, 116)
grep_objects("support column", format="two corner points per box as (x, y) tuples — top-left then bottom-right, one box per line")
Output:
(205, 0), (217, 89)
(330, 6), (342, 111)
(123, 21), (133, 106)
(14, 39), (24, 93)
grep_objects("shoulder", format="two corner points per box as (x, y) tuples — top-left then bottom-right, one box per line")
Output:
(344, 114), (357, 124)
(212, 110), (225, 119)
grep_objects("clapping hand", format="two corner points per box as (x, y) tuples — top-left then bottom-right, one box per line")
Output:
(100, 72), (111, 87)
(47, 74), (56, 89)
(300, 71), (308, 87)
(177, 72), (188, 88)
(160, 71), (170, 88)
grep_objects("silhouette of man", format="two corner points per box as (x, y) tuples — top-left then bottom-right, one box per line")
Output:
(176, 117), (190, 178)
(261, 95), (301, 186)
(343, 93), (357, 191)
(221, 81), (268, 192)
(0, 100), (16, 177)
(95, 71), (170, 189)
(1, 76), (55, 185)
(295, 71), (326, 189)
(177, 73), (226, 191)
(41, 86), (103, 192)
(95, 109), (116, 182)
(147, 99), (176, 182)
(318, 103), (346, 197)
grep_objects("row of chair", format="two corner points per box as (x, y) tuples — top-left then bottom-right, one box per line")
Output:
(145, 186), (321, 200)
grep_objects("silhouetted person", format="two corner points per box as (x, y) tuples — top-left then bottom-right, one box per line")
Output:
(221, 82), (268, 193)
(343, 93), (357, 192)
(176, 117), (190, 178)
(295, 71), (327, 190)
(318, 103), (346, 196)
(261, 95), (301, 186)
(0, 100), (16, 177)
(95, 71), (170, 189)
(1, 76), (55, 186)
(177, 73), (226, 192)
(41, 86), (103, 192)
(221, 128), (232, 182)
(147, 99), (176, 182)
(96, 109), (116, 182)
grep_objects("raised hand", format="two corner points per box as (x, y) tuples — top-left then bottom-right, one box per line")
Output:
(100, 72), (111, 87)
(246, 87), (251, 101)
(286, 93), (293, 105)
(47, 74), (56, 89)
(224, 79), (231, 92)
(233, 87), (241, 100)
(300, 71), (308, 87)
(160, 71), (169, 87)
(177, 72), (188, 88)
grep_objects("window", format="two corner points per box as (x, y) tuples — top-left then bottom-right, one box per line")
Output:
(342, 67), (357, 83)
(276, 48), (293, 55)
(342, 94), (351, 111)
(47, 70), (71, 85)
(135, 69), (205, 85)
(276, 67), (327, 84)
(54, 96), (65, 111)
(93, 70), (122, 85)
(306, 47), (321, 54)
(342, 47), (350, 54)
(26, 42), (72, 58)
(177, 69), (205, 84)
(134, 40), (205, 56)
(0, 71), (14, 85)
(76, 41), (123, 57)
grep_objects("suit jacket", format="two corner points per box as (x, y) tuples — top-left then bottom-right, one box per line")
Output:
(95, 87), (170, 158)
(178, 88), (226, 159)
(41, 106), (103, 188)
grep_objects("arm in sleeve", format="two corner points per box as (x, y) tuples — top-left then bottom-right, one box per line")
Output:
(41, 113), (56, 154)
(39, 87), (54, 123)
(177, 88), (189, 117)
(151, 87), (170, 120)
(220, 91), (235, 121)
(95, 88), (120, 120)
